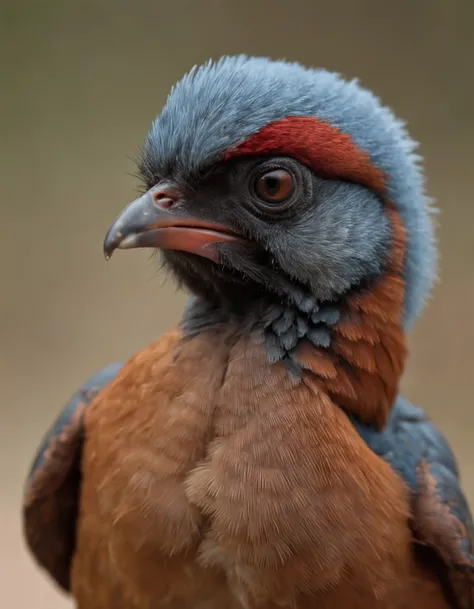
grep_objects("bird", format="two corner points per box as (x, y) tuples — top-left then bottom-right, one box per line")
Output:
(23, 55), (474, 609)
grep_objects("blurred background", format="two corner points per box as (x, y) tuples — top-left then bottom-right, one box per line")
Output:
(1, 0), (473, 606)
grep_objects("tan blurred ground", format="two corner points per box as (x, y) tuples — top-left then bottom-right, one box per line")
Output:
(1, 1), (473, 607)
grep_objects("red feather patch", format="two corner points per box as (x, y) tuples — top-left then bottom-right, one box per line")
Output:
(224, 116), (386, 195)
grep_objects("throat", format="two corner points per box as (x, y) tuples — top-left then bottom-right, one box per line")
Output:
(181, 280), (406, 430)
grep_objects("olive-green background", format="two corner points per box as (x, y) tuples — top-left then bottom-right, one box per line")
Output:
(1, 1), (473, 607)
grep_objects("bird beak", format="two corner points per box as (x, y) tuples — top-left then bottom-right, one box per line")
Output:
(103, 188), (242, 262)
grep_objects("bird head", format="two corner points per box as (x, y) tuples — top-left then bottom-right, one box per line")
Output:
(104, 55), (436, 335)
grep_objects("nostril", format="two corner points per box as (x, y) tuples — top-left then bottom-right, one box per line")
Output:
(152, 195), (174, 209)
(150, 184), (180, 209)
(151, 188), (176, 209)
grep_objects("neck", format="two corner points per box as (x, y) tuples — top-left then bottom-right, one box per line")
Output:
(181, 206), (407, 430)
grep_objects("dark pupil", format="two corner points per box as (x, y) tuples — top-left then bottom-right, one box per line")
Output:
(264, 176), (280, 195)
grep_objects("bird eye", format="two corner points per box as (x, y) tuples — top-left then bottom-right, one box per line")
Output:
(254, 169), (295, 204)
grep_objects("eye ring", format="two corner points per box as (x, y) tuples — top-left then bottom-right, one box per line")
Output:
(253, 168), (295, 205)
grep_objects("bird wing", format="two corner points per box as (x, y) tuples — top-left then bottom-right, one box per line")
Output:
(22, 363), (122, 592)
(351, 396), (474, 608)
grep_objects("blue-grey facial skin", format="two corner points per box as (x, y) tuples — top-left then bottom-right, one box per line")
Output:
(141, 55), (436, 330)
(158, 156), (389, 305)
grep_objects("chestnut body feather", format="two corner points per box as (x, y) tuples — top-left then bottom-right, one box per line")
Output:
(72, 330), (448, 609)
